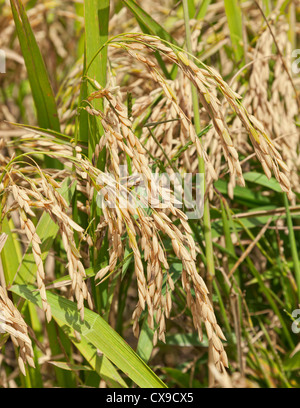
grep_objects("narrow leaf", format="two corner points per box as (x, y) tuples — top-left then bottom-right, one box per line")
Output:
(10, 284), (167, 388)
(10, 0), (60, 131)
(224, 0), (244, 62)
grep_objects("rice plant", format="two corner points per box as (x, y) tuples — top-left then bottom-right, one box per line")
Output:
(0, 0), (299, 388)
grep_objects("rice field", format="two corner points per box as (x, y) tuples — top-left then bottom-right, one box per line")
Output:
(0, 0), (299, 388)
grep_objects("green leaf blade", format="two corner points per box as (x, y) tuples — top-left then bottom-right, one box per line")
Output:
(10, 284), (167, 388)
(10, 0), (60, 131)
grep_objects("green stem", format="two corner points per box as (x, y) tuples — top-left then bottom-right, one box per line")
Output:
(183, 0), (215, 386)
(182, 0), (214, 277)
